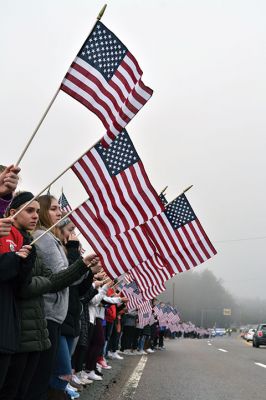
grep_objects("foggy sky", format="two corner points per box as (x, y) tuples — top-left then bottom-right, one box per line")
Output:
(1, 0), (266, 299)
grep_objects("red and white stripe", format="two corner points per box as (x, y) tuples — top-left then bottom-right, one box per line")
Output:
(144, 213), (217, 274)
(61, 52), (153, 146)
(129, 254), (174, 294)
(72, 148), (163, 236)
(138, 301), (152, 328)
(69, 200), (158, 279)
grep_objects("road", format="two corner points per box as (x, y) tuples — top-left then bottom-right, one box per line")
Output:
(82, 336), (266, 400)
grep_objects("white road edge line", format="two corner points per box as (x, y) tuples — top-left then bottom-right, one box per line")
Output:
(119, 355), (148, 399)
(255, 362), (266, 369)
(218, 348), (228, 353)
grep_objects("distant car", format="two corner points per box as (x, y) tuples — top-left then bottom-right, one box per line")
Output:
(253, 324), (266, 347)
(213, 328), (226, 337)
(245, 329), (255, 342)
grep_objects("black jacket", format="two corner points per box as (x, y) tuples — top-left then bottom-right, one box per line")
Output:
(0, 229), (33, 354)
(61, 241), (94, 338)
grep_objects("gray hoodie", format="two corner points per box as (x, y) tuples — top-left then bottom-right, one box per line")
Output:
(32, 229), (69, 324)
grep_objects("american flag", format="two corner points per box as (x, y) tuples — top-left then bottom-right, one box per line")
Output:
(128, 253), (174, 295)
(72, 130), (163, 237)
(144, 194), (217, 274)
(58, 192), (86, 254)
(153, 303), (164, 319)
(138, 301), (152, 328)
(58, 192), (72, 212)
(69, 199), (159, 278)
(61, 21), (153, 147)
(159, 192), (168, 206)
(121, 281), (144, 311)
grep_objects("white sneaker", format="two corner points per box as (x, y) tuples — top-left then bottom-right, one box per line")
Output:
(75, 372), (93, 385)
(139, 350), (147, 355)
(131, 350), (139, 355)
(71, 375), (83, 385)
(123, 349), (132, 355)
(146, 348), (154, 354)
(96, 363), (102, 372)
(67, 384), (78, 392)
(107, 351), (115, 359)
(86, 371), (103, 381)
(112, 352), (124, 360)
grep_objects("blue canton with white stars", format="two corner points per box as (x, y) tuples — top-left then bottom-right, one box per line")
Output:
(165, 194), (196, 230)
(59, 193), (70, 209)
(95, 130), (140, 176)
(125, 281), (140, 295)
(78, 21), (128, 81)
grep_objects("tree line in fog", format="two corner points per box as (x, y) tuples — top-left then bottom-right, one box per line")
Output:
(159, 270), (266, 328)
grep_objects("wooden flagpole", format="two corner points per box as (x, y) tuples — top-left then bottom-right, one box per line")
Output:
(159, 186), (168, 196)
(16, 4), (108, 166)
(165, 185), (193, 207)
(30, 198), (88, 245)
(12, 130), (102, 219)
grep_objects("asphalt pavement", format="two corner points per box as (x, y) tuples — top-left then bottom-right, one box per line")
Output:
(81, 336), (266, 400)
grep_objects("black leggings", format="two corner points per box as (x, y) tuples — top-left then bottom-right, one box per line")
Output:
(72, 323), (94, 372)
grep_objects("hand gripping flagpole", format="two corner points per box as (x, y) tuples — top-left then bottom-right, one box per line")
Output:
(15, 4), (107, 166)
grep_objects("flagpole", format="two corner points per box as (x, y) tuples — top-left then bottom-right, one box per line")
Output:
(159, 186), (168, 196)
(12, 132), (102, 219)
(15, 4), (108, 166)
(166, 185), (193, 206)
(30, 198), (88, 245)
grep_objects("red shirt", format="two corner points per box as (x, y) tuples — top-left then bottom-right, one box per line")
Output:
(0, 226), (24, 254)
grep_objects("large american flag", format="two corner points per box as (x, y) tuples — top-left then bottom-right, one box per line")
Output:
(138, 301), (152, 328)
(72, 130), (163, 237)
(144, 194), (217, 274)
(61, 21), (153, 146)
(58, 192), (72, 212)
(69, 199), (158, 278)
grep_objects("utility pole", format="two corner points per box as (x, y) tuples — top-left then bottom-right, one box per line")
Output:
(172, 281), (175, 306)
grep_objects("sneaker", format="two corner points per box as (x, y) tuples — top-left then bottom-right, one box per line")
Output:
(97, 357), (112, 370)
(112, 352), (124, 360)
(78, 371), (90, 380)
(66, 385), (80, 399)
(74, 373), (93, 385)
(146, 348), (154, 354)
(95, 368), (103, 377)
(106, 351), (115, 359)
(123, 349), (132, 355)
(138, 350), (147, 355)
(131, 350), (140, 355)
(67, 384), (78, 392)
(86, 371), (103, 381)
(68, 378), (83, 391)
(96, 363), (102, 372)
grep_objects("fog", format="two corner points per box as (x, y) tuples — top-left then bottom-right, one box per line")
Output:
(1, 0), (266, 299)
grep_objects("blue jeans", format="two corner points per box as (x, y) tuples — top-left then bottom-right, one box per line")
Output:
(138, 335), (147, 351)
(50, 336), (75, 391)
